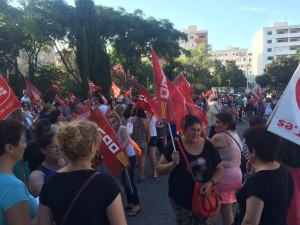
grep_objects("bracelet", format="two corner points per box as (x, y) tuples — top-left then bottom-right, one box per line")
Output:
(209, 179), (215, 187)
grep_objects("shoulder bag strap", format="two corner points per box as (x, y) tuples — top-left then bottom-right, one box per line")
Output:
(223, 132), (242, 151)
(61, 172), (100, 225)
(175, 138), (195, 180)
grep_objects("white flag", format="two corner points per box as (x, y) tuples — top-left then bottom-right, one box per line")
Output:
(267, 64), (300, 145)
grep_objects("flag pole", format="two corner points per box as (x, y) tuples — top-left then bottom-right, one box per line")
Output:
(125, 169), (134, 194)
(167, 123), (178, 152)
(40, 89), (50, 100)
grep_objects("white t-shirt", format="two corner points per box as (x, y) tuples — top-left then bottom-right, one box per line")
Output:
(149, 116), (157, 137)
(21, 97), (31, 104)
(99, 104), (109, 116)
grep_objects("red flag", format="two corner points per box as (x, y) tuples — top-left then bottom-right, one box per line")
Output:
(253, 86), (263, 104)
(88, 79), (101, 93)
(49, 83), (61, 93)
(25, 80), (42, 104)
(53, 93), (69, 108)
(136, 86), (160, 118)
(112, 82), (120, 98)
(0, 76), (21, 120)
(123, 86), (133, 98)
(67, 90), (80, 103)
(151, 48), (186, 127)
(79, 100), (92, 119)
(99, 93), (108, 105)
(174, 72), (194, 100)
(88, 108), (129, 176)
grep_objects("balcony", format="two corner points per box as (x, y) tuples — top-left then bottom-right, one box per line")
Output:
(195, 37), (208, 43)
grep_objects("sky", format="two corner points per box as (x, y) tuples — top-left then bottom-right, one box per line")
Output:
(66, 0), (300, 52)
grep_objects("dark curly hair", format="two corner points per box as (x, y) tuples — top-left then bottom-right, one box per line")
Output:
(0, 120), (25, 156)
(48, 110), (62, 124)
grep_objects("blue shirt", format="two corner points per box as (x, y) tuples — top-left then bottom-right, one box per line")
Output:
(0, 174), (38, 225)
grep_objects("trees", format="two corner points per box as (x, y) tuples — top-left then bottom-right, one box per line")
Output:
(222, 60), (247, 89)
(256, 56), (299, 90)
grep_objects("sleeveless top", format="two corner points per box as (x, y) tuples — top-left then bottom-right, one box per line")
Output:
(117, 125), (135, 157)
(149, 116), (157, 137)
(36, 164), (55, 180)
(218, 132), (241, 168)
(131, 117), (147, 152)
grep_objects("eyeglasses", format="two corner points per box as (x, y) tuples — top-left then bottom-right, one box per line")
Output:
(111, 120), (116, 123)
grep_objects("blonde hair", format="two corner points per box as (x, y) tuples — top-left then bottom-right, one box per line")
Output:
(108, 112), (122, 127)
(56, 120), (100, 160)
(114, 104), (124, 118)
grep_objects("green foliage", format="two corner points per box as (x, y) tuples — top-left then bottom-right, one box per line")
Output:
(262, 56), (299, 90)
(297, 48), (300, 60)
(222, 60), (247, 88)
(255, 74), (269, 88)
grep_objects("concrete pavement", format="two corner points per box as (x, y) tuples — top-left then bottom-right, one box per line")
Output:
(121, 122), (247, 225)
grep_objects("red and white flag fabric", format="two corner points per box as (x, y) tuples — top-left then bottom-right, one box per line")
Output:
(136, 86), (160, 119)
(88, 79), (101, 93)
(79, 100), (93, 119)
(151, 48), (186, 127)
(0, 76), (21, 120)
(174, 72), (194, 100)
(112, 82), (121, 98)
(25, 80), (42, 104)
(268, 65), (300, 145)
(49, 83), (62, 93)
(206, 89), (215, 101)
(123, 86), (134, 98)
(99, 93), (108, 105)
(53, 92), (69, 108)
(67, 90), (80, 104)
(252, 86), (264, 105)
(88, 108), (129, 176)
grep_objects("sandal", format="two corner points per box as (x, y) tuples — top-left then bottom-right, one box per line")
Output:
(124, 205), (133, 211)
(137, 177), (144, 182)
(128, 208), (141, 217)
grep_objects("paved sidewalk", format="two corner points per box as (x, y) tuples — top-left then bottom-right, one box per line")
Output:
(121, 122), (247, 225)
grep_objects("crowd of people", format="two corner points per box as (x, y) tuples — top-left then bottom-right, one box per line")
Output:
(0, 88), (298, 225)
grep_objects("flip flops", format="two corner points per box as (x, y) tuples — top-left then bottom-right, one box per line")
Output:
(128, 208), (141, 217)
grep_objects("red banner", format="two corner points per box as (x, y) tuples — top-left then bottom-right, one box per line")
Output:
(79, 100), (92, 119)
(49, 83), (61, 93)
(174, 72), (194, 100)
(25, 80), (42, 104)
(88, 79), (101, 93)
(99, 93), (108, 105)
(123, 86), (133, 98)
(253, 86), (263, 104)
(151, 48), (186, 127)
(136, 86), (160, 118)
(112, 82), (121, 98)
(67, 90), (80, 103)
(53, 92), (69, 108)
(88, 108), (129, 176)
(0, 76), (21, 120)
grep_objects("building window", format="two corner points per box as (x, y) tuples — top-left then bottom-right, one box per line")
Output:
(290, 30), (298, 33)
(277, 31), (285, 34)
(290, 38), (298, 42)
(190, 36), (194, 39)
(267, 48), (272, 52)
(267, 31), (272, 35)
(267, 56), (274, 60)
(267, 40), (272, 44)
(290, 47), (297, 50)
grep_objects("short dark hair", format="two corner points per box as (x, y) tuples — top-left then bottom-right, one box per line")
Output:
(215, 112), (234, 130)
(243, 127), (282, 162)
(248, 115), (266, 128)
(278, 139), (300, 168)
(0, 120), (25, 156)
(37, 131), (55, 150)
(48, 110), (62, 124)
(181, 114), (202, 129)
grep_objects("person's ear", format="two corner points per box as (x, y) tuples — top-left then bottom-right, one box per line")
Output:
(41, 148), (47, 155)
(4, 143), (14, 154)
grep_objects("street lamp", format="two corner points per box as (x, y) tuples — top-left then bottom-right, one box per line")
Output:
(227, 79), (231, 92)
(245, 63), (250, 92)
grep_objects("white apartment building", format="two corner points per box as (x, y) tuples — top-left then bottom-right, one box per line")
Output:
(209, 46), (253, 81)
(180, 25), (208, 50)
(252, 22), (300, 75)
